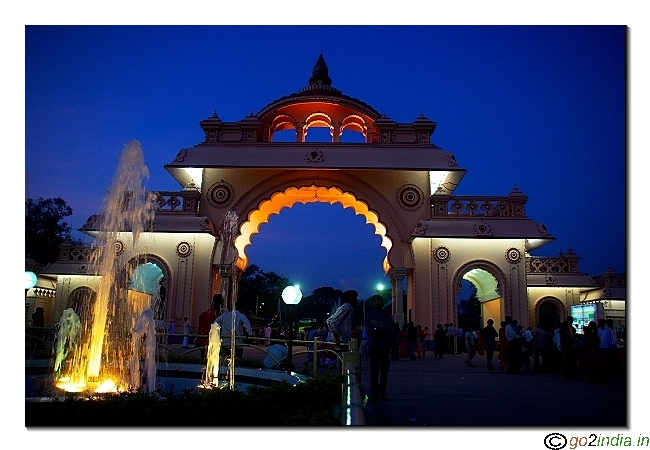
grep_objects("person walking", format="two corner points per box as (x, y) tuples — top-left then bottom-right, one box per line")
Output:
(303, 322), (320, 367)
(456, 325), (465, 354)
(584, 321), (601, 383)
(365, 294), (395, 402)
(166, 319), (175, 345)
(481, 319), (498, 370)
(215, 302), (253, 359)
(464, 326), (476, 367)
(407, 321), (418, 360)
(596, 318), (617, 383)
(31, 307), (45, 351)
(447, 323), (456, 354)
(497, 320), (509, 372)
(532, 322), (549, 372)
(196, 294), (221, 351)
(434, 323), (447, 358)
(182, 316), (192, 349)
(326, 289), (358, 352)
(417, 326), (428, 358)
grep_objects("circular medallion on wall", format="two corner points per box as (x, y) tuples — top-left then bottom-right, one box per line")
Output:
(434, 246), (451, 263)
(114, 240), (124, 256)
(397, 184), (424, 211)
(207, 180), (235, 208)
(505, 247), (521, 264)
(474, 221), (493, 236)
(176, 241), (192, 258)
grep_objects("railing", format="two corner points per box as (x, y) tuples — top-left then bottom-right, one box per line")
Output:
(342, 360), (365, 425)
(152, 190), (200, 214)
(431, 191), (528, 218)
(526, 254), (581, 273)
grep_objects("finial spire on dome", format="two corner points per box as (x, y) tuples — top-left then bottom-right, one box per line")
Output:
(309, 53), (332, 86)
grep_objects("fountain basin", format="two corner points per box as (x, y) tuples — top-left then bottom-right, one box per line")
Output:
(26, 359), (310, 398)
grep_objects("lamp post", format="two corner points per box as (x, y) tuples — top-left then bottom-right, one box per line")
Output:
(281, 285), (302, 373)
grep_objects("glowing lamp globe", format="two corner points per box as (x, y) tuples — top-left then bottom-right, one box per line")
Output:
(282, 285), (303, 305)
(25, 271), (38, 290)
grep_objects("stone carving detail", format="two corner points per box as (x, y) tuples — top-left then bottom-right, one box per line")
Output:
(114, 240), (124, 257)
(545, 274), (557, 285)
(505, 247), (521, 264)
(434, 246), (451, 263)
(413, 220), (427, 235)
(380, 132), (391, 143)
(199, 217), (212, 232)
(176, 241), (192, 258)
(207, 181), (235, 208)
(537, 222), (550, 236)
(305, 149), (324, 163)
(397, 184), (424, 211)
(474, 221), (493, 236)
(244, 130), (255, 142)
(418, 132), (430, 144)
(173, 149), (187, 162)
(77, 265), (88, 274)
(446, 153), (459, 167)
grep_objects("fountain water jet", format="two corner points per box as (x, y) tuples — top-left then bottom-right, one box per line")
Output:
(55, 140), (158, 394)
(202, 322), (222, 387)
(53, 308), (81, 376)
(218, 210), (239, 390)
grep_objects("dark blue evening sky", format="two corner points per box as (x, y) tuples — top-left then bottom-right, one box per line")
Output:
(25, 25), (626, 299)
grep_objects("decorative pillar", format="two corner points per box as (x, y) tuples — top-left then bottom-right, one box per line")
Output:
(391, 267), (407, 328)
(296, 122), (306, 142)
(332, 123), (341, 142)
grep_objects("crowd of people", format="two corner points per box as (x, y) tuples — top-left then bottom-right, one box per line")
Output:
(158, 289), (624, 404)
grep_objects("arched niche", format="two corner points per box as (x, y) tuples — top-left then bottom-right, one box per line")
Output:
(452, 261), (508, 326)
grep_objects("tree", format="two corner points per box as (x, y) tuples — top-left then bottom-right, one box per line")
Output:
(297, 287), (344, 324)
(25, 197), (74, 265)
(457, 284), (481, 331)
(237, 264), (292, 318)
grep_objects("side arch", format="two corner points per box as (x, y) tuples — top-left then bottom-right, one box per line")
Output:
(452, 260), (509, 326)
(534, 296), (565, 328)
(122, 254), (173, 320)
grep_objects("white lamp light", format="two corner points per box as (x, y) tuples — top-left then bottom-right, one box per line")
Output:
(282, 285), (303, 305)
(281, 285), (302, 373)
(25, 271), (38, 290)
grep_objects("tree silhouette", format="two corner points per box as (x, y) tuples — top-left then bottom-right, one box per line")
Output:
(25, 197), (74, 265)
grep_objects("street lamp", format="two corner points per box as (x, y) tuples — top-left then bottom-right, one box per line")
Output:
(281, 285), (302, 373)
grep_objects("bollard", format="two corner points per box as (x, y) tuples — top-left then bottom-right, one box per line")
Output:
(341, 351), (360, 376)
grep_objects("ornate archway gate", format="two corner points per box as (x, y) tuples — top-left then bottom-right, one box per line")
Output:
(164, 55), (555, 329)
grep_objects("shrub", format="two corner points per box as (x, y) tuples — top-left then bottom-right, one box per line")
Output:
(25, 374), (343, 427)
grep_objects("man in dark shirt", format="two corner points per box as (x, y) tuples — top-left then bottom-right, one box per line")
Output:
(196, 294), (222, 358)
(481, 319), (499, 370)
(365, 294), (395, 402)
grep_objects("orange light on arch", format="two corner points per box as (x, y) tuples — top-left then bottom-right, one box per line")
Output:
(234, 185), (392, 274)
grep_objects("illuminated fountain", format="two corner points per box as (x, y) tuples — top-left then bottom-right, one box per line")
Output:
(53, 308), (81, 377)
(55, 140), (158, 394)
(199, 322), (223, 389)
(218, 210), (239, 390)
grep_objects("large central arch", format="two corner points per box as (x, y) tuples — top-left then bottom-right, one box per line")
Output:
(234, 185), (392, 273)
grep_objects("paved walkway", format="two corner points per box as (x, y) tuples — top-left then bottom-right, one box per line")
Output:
(356, 352), (626, 427)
